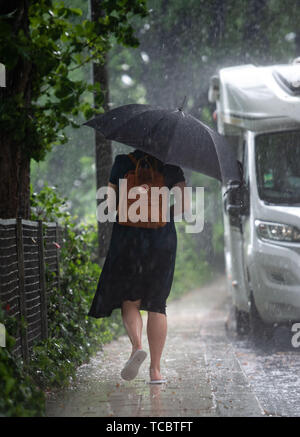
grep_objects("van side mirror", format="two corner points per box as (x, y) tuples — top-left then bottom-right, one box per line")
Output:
(240, 184), (250, 216)
(224, 180), (249, 217)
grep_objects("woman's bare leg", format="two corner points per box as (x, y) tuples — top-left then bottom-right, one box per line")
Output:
(121, 300), (143, 356)
(147, 312), (167, 381)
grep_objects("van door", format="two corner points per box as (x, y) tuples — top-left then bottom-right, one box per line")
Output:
(240, 132), (251, 304)
(223, 134), (249, 313)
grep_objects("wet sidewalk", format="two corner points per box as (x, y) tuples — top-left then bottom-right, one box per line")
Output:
(46, 276), (264, 417)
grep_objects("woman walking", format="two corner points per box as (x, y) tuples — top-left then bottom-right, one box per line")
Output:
(88, 149), (189, 383)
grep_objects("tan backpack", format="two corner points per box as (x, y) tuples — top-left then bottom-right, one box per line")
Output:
(117, 153), (168, 228)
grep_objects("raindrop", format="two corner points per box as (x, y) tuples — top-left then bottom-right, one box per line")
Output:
(73, 179), (82, 187)
(121, 74), (134, 87)
(285, 32), (296, 42)
(141, 52), (150, 63)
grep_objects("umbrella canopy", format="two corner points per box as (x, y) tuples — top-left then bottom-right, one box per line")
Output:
(83, 103), (242, 185)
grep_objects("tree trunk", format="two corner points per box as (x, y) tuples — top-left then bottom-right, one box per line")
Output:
(90, 0), (113, 261)
(0, 0), (31, 219)
(0, 139), (30, 219)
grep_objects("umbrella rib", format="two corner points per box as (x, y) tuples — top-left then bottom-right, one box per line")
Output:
(164, 115), (183, 163)
(145, 112), (183, 162)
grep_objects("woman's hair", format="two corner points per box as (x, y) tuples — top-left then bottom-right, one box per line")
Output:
(136, 149), (163, 167)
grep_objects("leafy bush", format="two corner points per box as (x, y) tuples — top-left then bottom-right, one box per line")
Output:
(28, 185), (125, 391)
(0, 307), (44, 417)
(1, 185), (125, 416)
(30, 182), (71, 223)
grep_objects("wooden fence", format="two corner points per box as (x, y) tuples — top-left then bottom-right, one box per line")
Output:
(0, 218), (63, 361)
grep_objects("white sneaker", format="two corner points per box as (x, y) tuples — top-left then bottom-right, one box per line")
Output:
(121, 349), (147, 381)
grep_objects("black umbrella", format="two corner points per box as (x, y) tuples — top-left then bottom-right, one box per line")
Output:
(83, 103), (242, 185)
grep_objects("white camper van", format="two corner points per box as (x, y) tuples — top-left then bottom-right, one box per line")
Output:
(209, 60), (300, 338)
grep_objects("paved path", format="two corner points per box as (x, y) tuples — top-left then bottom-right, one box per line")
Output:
(46, 275), (265, 417)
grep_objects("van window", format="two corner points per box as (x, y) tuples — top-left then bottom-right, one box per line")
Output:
(256, 131), (300, 205)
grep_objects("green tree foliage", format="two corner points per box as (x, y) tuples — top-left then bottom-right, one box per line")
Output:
(0, 307), (45, 416)
(0, 0), (148, 159)
(110, 0), (300, 114)
(0, 0), (148, 219)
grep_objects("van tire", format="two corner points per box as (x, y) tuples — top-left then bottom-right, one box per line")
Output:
(235, 307), (250, 336)
(249, 294), (273, 342)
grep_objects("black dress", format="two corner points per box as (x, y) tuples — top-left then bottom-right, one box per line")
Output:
(88, 149), (185, 318)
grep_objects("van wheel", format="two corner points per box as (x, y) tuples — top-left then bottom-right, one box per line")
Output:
(249, 294), (273, 342)
(235, 307), (250, 336)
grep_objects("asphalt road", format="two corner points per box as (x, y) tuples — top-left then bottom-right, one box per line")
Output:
(46, 275), (300, 417)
